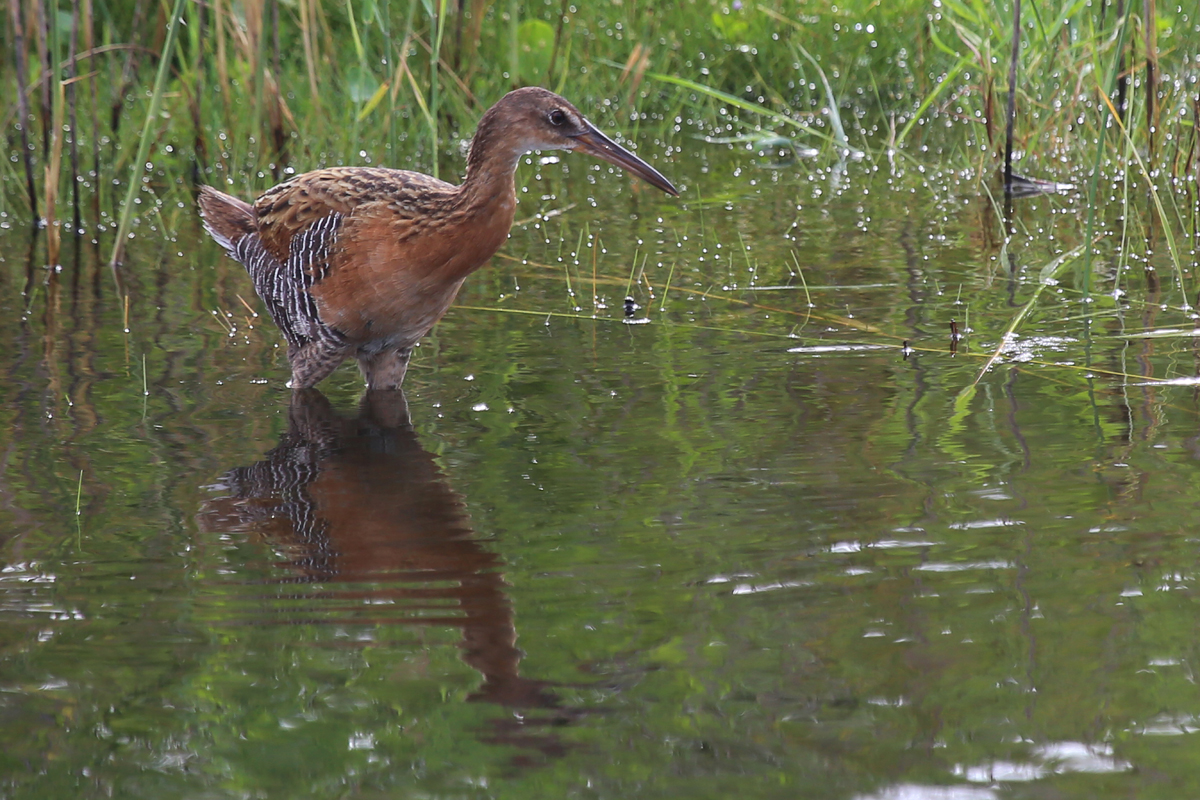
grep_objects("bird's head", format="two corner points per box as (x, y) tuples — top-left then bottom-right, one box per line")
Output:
(489, 87), (679, 197)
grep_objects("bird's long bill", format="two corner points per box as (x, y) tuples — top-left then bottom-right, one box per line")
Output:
(572, 123), (680, 197)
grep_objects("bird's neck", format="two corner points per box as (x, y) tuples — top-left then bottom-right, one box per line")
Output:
(456, 106), (522, 212)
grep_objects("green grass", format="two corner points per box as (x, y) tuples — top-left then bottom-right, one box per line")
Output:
(1, 0), (1196, 268)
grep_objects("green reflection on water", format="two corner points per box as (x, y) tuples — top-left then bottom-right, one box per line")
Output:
(2, 152), (1200, 799)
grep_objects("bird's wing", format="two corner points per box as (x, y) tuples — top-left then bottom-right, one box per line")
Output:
(247, 167), (461, 347)
(253, 167), (377, 267)
(242, 168), (391, 347)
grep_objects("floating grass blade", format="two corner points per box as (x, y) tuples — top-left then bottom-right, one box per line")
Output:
(108, 0), (187, 267)
(969, 244), (1085, 388)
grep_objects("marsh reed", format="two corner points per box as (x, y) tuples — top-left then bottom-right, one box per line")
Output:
(0, 0), (1193, 261)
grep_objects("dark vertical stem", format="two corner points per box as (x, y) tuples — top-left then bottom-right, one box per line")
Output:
(112, 0), (147, 136)
(8, 0), (39, 222)
(1115, 0), (1127, 120)
(452, 0), (464, 72)
(191, 0), (208, 185)
(547, 0), (570, 86)
(1192, 95), (1200, 178)
(34, 0), (52, 160)
(84, 0), (100, 227)
(68, 0), (82, 232)
(983, 76), (995, 149)
(1004, 0), (1020, 194)
(1143, 0), (1156, 163)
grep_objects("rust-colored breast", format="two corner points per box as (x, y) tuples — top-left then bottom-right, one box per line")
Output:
(309, 176), (516, 346)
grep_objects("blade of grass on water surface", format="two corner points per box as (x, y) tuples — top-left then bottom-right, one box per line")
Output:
(968, 243), (1086, 389)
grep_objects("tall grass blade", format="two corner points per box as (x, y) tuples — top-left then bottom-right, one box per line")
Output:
(188, 0), (209, 183)
(214, 0), (231, 118)
(108, 0), (188, 266)
(1098, 86), (1188, 308)
(895, 55), (971, 148)
(644, 71), (820, 139)
(298, 0), (319, 103)
(791, 42), (848, 154)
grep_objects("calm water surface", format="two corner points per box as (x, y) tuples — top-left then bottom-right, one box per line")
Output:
(3, 148), (1200, 798)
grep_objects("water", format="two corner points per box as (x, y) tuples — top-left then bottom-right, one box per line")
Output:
(3, 149), (1200, 798)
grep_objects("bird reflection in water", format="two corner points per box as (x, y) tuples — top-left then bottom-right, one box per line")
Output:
(200, 389), (569, 762)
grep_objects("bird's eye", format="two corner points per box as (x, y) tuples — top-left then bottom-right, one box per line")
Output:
(548, 109), (568, 127)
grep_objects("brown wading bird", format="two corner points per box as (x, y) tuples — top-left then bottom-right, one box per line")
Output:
(199, 87), (678, 390)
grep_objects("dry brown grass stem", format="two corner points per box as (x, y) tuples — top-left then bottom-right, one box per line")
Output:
(298, 0), (320, 104)
(214, 0), (231, 119)
(459, 0), (488, 84)
(620, 42), (651, 107)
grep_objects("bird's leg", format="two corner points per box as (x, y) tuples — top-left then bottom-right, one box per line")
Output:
(286, 388), (341, 447)
(360, 388), (412, 429)
(356, 347), (412, 390)
(286, 338), (352, 389)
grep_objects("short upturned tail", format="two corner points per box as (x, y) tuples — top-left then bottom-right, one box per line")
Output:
(198, 185), (258, 257)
